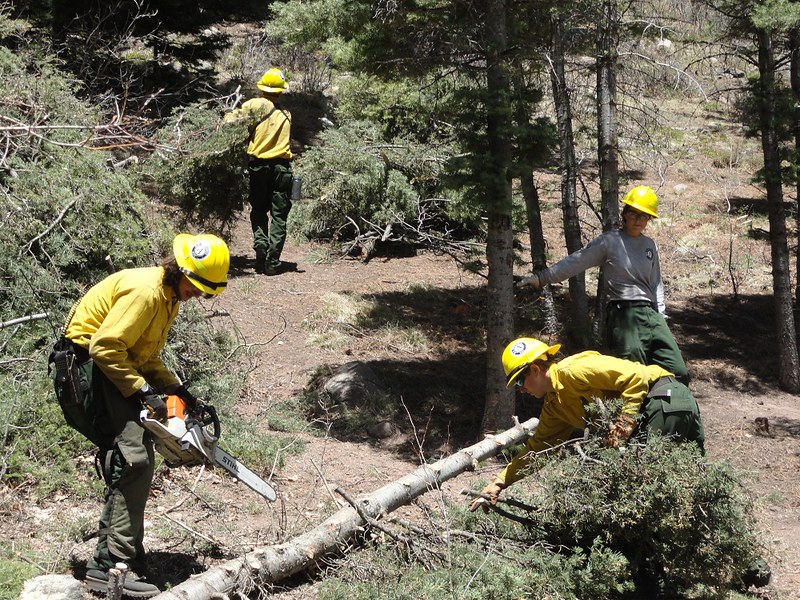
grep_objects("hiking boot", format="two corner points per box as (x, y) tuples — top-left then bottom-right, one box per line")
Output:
(85, 568), (160, 598)
(263, 261), (297, 276)
(254, 249), (267, 274)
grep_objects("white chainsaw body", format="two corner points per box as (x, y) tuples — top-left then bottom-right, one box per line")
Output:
(140, 410), (276, 502)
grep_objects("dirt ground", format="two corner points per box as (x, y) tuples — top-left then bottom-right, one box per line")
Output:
(8, 185), (800, 599)
(171, 202), (800, 598)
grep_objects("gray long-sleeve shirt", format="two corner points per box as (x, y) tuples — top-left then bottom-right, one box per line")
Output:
(538, 229), (666, 314)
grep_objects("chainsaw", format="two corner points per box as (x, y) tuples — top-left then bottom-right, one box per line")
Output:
(139, 395), (276, 502)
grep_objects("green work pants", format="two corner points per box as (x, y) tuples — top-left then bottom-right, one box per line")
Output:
(606, 302), (690, 385)
(77, 362), (155, 571)
(641, 376), (705, 452)
(248, 159), (293, 270)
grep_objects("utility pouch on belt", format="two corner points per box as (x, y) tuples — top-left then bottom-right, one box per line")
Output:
(49, 337), (109, 447)
(50, 337), (83, 407)
(647, 376), (695, 413)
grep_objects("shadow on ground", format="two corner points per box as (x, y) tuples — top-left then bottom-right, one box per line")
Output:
(289, 270), (794, 460)
(296, 282), (560, 460)
(669, 293), (784, 392)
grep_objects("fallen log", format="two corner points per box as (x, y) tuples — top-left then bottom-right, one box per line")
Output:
(153, 417), (539, 599)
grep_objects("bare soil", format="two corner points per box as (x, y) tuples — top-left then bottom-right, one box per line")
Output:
(8, 179), (800, 599)
(190, 202), (800, 598)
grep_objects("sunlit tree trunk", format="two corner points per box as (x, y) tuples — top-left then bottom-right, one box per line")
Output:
(482, 0), (516, 432)
(594, 0), (620, 343)
(756, 28), (800, 391)
(549, 11), (592, 347)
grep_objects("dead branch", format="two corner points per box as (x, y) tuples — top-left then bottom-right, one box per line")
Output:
(19, 198), (80, 257)
(152, 417), (539, 599)
(0, 313), (50, 330)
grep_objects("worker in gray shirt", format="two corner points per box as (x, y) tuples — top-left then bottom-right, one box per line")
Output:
(520, 186), (689, 384)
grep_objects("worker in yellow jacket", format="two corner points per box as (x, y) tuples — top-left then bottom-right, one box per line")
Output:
(225, 68), (293, 275)
(54, 233), (229, 598)
(470, 337), (704, 512)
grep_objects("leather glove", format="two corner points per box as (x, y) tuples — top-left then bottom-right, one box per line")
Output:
(138, 383), (167, 422)
(173, 384), (200, 412)
(606, 413), (638, 448)
(469, 476), (506, 512)
(517, 273), (541, 289)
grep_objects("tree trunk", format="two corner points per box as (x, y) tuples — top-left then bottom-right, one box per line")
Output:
(152, 418), (540, 599)
(512, 76), (560, 337)
(594, 0), (620, 344)
(596, 0), (620, 234)
(481, 0), (516, 432)
(756, 28), (800, 392)
(790, 29), (800, 306)
(549, 11), (592, 347)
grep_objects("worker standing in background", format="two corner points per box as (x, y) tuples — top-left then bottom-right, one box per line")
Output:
(50, 234), (230, 598)
(520, 186), (689, 384)
(225, 68), (294, 276)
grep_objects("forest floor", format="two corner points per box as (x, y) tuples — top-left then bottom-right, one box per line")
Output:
(7, 105), (800, 599)
(6, 200), (800, 599)
(39, 197), (800, 598)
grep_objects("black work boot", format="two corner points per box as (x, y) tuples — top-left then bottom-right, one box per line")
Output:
(85, 567), (160, 598)
(254, 248), (267, 274)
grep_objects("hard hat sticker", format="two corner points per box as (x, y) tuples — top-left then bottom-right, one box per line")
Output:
(510, 341), (527, 356)
(191, 240), (211, 260)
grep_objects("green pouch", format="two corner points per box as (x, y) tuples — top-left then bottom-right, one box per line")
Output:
(648, 378), (696, 414)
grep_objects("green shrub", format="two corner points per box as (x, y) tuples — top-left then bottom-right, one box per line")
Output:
(0, 555), (39, 600)
(145, 100), (249, 236)
(317, 439), (766, 600)
(514, 437), (764, 598)
(292, 120), (480, 245)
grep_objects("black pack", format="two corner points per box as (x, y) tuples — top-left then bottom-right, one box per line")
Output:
(49, 337), (107, 447)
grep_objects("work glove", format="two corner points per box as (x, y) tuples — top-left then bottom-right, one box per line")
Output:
(173, 384), (200, 412)
(516, 273), (541, 289)
(138, 383), (167, 422)
(469, 476), (506, 512)
(606, 413), (638, 448)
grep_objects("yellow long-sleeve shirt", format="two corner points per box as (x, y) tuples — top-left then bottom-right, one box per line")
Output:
(498, 351), (672, 485)
(65, 267), (181, 398)
(224, 97), (292, 160)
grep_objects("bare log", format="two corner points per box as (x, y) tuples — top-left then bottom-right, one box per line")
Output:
(153, 417), (539, 599)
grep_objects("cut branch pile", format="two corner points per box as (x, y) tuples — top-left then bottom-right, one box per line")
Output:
(153, 417), (539, 599)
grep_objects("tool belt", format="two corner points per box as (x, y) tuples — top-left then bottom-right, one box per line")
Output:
(248, 156), (291, 168)
(607, 300), (656, 311)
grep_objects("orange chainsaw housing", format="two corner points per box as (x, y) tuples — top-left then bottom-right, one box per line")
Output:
(165, 394), (187, 419)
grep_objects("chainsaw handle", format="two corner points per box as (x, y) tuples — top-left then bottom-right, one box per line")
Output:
(195, 403), (221, 439)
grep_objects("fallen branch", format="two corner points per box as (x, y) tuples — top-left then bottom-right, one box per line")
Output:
(19, 198), (80, 257)
(152, 417), (539, 599)
(0, 313), (50, 330)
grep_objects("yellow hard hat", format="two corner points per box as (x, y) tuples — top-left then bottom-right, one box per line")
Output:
(502, 337), (561, 388)
(172, 233), (230, 296)
(256, 68), (288, 94)
(622, 185), (658, 218)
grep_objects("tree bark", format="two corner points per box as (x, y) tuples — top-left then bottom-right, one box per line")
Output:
(511, 75), (560, 338)
(481, 0), (516, 432)
(596, 0), (620, 234)
(152, 418), (540, 599)
(756, 28), (800, 391)
(789, 28), (800, 306)
(549, 11), (592, 347)
(594, 0), (620, 343)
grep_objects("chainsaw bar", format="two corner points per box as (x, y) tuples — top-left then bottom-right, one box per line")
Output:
(140, 409), (276, 502)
